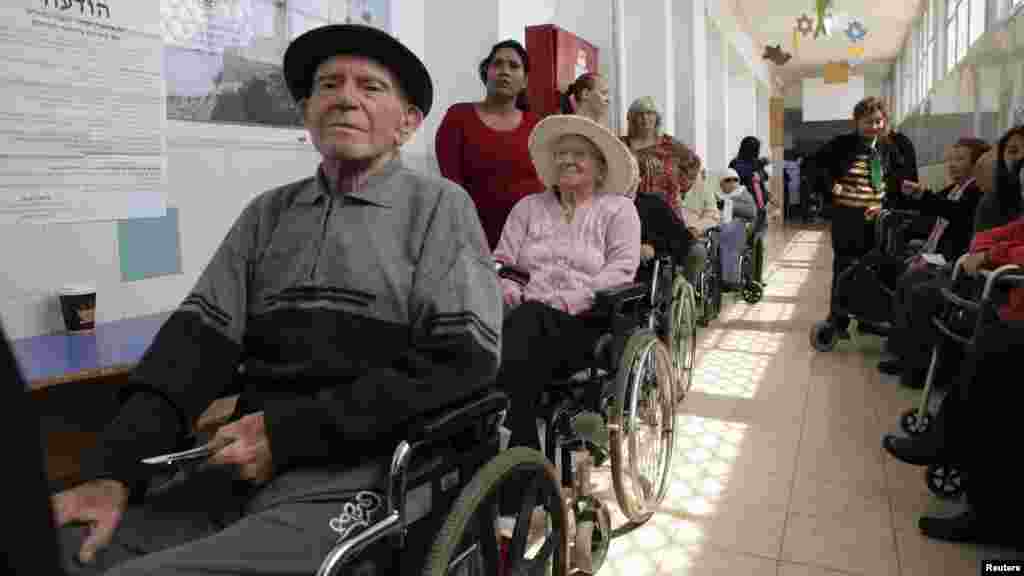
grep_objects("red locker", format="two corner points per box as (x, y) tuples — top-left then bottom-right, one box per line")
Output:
(525, 24), (600, 118)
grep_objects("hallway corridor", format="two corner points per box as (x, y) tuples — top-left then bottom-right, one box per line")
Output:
(589, 222), (1020, 575)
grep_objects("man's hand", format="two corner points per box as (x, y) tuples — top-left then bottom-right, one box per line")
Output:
(865, 205), (882, 219)
(962, 251), (989, 276)
(52, 479), (129, 564)
(688, 226), (701, 238)
(208, 412), (274, 485)
(641, 244), (656, 261)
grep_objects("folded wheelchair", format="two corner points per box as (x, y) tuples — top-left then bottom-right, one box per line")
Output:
(493, 255), (691, 574)
(810, 209), (924, 351)
(894, 256), (1024, 500)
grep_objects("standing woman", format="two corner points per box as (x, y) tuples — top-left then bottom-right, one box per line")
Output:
(560, 72), (610, 125)
(813, 96), (919, 341)
(435, 40), (545, 249)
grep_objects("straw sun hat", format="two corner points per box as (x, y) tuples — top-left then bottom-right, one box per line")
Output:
(529, 114), (638, 197)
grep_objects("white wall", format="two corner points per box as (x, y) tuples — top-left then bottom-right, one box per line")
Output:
(674, 0), (708, 157)
(624, 0), (671, 133)
(705, 19), (728, 174)
(727, 64), (756, 165)
(0, 0), (789, 338)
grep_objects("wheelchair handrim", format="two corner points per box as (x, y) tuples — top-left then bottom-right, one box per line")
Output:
(611, 333), (675, 522)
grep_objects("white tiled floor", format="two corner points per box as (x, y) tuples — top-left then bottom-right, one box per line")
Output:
(587, 221), (1020, 575)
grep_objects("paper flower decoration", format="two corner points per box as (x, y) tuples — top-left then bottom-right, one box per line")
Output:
(796, 14), (814, 37)
(846, 20), (867, 42)
(847, 45), (865, 58)
(847, 57), (865, 67)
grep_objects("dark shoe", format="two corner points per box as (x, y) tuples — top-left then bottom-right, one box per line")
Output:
(883, 434), (943, 466)
(899, 368), (926, 390)
(858, 322), (890, 337)
(919, 510), (980, 543)
(877, 358), (903, 375)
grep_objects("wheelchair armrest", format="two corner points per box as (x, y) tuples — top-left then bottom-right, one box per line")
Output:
(496, 262), (531, 286)
(594, 282), (648, 310)
(404, 389), (508, 444)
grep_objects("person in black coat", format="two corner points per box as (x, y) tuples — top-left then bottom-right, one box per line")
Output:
(812, 96), (920, 338)
(636, 190), (694, 266)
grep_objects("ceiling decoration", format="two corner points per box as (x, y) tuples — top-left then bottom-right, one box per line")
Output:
(796, 13), (815, 37)
(763, 44), (793, 65)
(741, 1), (920, 83)
(845, 20), (868, 43)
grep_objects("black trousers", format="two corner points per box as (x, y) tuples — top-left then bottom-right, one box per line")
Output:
(960, 317), (1024, 538)
(496, 302), (604, 514)
(894, 273), (971, 388)
(829, 206), (877, 330)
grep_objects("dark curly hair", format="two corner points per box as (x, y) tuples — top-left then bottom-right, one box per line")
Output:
(478, 40), (530, 112)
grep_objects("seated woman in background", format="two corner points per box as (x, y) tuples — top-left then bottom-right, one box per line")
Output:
(884, 206), (1024, 548)
(493, 114), (640, 519)
(879, 137), (990, 376)
(888, 127), (1023, 388)
(716, 168), (758, 292)
(560, 72), (610, 125)
(435, 39), (545, 249)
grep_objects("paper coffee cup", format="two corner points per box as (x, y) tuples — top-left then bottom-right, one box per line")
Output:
(58, 284), (96, 332)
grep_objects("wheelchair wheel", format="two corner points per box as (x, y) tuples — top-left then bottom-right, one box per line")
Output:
(899, 408), (932, 436)
(609, 330), (676, 525)
(925, 463), (964, 500)
(742, 282), (763, 304)
(423, 447), (568, 576)
(809, 320), (837, 352)
(667, 275), (697, 402)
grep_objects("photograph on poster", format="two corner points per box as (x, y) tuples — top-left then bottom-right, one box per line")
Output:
(164, 0), (390, 129)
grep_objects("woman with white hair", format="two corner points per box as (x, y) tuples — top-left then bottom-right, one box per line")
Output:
(493, 114), (641, 520)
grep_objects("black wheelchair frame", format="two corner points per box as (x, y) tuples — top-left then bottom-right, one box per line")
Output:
(496, 259), (681, 574)
(810, 208), (923, 351)
(894, 257), (1024, 500)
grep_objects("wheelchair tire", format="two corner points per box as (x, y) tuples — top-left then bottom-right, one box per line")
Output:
(925, 463), (964, 500)
(609, 330), (676, 525)
(667, 275), (697, 402)
(810, 321), (837, 352)
(422, 447), (568, 576)
(899, 408), (932, 436)
(742, 282), (763, 304)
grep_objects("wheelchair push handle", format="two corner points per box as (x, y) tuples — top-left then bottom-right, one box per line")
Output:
(979, 265), (1024, 301)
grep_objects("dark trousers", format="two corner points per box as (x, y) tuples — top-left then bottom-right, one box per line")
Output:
(59, 463), (390, 575)
(497, 302), (604, 513)
(829, 206), (877, 330)
(893, 273), (965, 387)
(962, 318), (1024, 538)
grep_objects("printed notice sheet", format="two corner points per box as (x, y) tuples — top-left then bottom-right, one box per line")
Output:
(0, 0), (167, 224)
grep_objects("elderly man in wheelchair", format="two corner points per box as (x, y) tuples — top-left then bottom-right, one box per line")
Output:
(493, 114), (683, 574)
(50, 25), (541, 576)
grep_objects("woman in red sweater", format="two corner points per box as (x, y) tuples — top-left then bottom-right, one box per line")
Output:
(435, 40), (545, 249)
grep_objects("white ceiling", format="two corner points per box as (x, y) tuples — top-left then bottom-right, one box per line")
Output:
(734, 0), (923, 82)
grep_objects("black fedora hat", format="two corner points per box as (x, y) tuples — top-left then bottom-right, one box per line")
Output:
(283, 24), (433, 117)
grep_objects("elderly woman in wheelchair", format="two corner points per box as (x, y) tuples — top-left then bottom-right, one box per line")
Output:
(494, 114), (680, 573)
